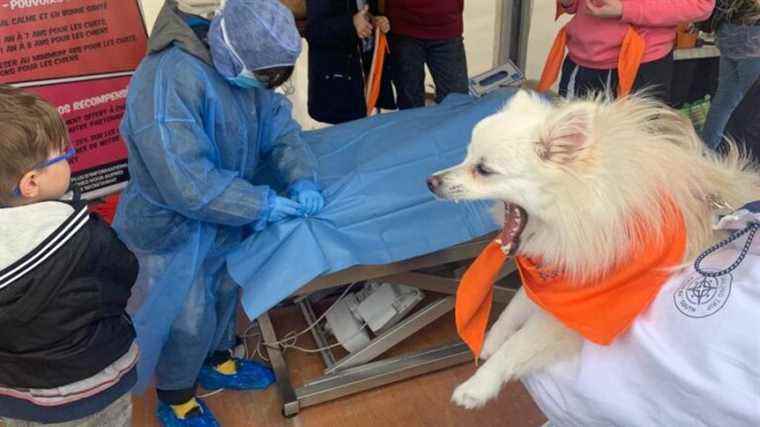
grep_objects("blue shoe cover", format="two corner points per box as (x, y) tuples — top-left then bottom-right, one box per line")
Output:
(156, 399), (219, 427)
(197, 358), (276, 391)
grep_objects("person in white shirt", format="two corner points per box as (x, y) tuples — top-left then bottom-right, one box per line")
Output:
(524, 204), (760, 426)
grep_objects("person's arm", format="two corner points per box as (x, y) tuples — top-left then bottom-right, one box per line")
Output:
(131, 66), (274, 227)
(305, 0), (362, 49)
(620, 0), (715, 27)
(259, 92), (319, 190)
(135, 122), (274, 226)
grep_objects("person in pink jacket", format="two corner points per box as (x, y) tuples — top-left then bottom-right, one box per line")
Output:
(557, 0), (714, 105)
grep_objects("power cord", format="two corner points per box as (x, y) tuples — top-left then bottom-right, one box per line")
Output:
(198, 283), (420, 398)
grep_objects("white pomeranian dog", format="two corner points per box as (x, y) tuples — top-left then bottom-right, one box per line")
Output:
(427, 90), (760, 410)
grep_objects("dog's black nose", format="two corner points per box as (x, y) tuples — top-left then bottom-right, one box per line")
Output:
(427, 175), (441, 192)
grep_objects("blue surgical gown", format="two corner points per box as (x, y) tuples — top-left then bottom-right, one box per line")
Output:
(113, 46), (317, 390)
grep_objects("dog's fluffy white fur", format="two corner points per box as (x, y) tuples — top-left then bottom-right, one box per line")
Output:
(430, 90), (760, 409)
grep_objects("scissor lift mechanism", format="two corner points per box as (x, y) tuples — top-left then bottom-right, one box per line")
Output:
(256, 234), (517, 416)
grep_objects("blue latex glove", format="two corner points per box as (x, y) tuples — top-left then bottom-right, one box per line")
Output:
(288, 180), (325, 216)
(294, 189), (325, 216)
(269, 196), (302, 223)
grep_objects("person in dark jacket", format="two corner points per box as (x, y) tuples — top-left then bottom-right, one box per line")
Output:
(306, 0), (396, 124)
(0, 85), (138, 426)
(724, 75), (760, 161)
(386, 0), (469, 109)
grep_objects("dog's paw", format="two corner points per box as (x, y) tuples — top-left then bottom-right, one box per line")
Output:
(451, 375), (502, 410)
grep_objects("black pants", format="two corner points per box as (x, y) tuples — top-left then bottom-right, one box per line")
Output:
(389, 34), (469, 109)
(558, 52), (674, 105)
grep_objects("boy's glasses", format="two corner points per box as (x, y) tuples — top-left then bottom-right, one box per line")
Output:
(12, 147), (76, 197)
(32, 146), (76, 170)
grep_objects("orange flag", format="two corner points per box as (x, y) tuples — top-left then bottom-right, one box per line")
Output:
(536, 26), (568, 93)
(616, 27), (645, 98)
(365, 28), (389, 116)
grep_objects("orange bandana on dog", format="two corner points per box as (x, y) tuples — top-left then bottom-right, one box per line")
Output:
(456, 200), (686, 359)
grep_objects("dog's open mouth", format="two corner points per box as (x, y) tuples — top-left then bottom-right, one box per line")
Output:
(497, 202), (528, 256)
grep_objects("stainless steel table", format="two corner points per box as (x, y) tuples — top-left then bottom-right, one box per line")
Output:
(256, 233), (517, 416)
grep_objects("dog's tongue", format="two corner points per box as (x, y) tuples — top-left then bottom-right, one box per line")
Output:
(497, 203), (527, 256)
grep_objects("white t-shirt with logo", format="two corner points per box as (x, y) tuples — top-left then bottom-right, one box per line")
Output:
(523, 236), (760, 426)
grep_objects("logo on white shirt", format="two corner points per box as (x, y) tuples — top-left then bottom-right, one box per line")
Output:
(673, 271), (732, 318)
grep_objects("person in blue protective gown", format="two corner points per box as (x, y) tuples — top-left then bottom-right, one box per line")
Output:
(112, 0), (324, 425)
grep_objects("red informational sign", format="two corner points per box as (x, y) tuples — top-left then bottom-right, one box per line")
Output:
(1, 0), (147, 198)
(0, 0), (147, 84)
(26, 76), (130, 194)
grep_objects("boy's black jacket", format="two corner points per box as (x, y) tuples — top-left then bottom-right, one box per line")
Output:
(0, 199), (137, 389)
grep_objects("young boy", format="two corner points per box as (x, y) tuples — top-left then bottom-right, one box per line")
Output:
(0, 85), (138, 426)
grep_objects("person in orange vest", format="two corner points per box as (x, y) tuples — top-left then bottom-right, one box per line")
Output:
(543, 0), (714, 105)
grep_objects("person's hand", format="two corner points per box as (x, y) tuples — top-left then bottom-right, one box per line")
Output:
(293, 190), (325, 216)
(269, 196), (302, 223)
(353, 5), (373, 39)
(373, 16), (390, 34)
(586, 0), (623, 19)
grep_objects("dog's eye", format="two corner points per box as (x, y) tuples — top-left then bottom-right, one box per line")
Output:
(475, 163), (495, 176)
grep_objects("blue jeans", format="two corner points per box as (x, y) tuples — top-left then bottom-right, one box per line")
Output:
(702, 55), (760, 149)
(390, 35), (469, 109)
(155, 267), (239, 394)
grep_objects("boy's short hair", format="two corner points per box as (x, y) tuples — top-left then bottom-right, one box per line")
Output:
(0, 84), (69, 204)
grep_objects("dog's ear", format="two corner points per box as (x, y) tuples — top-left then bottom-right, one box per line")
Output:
(536, 105), (593, 164)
